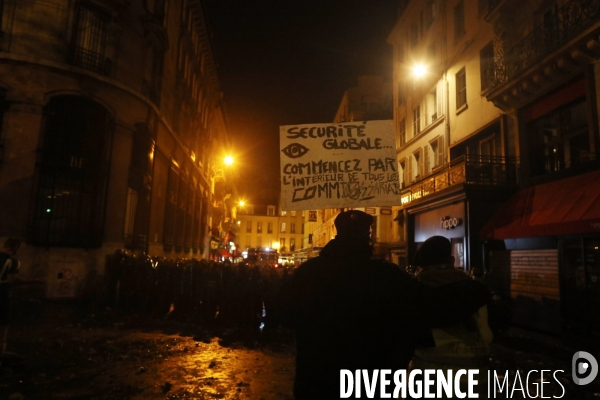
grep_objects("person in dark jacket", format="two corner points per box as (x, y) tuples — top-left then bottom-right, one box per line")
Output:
(279, 210), (490, 400)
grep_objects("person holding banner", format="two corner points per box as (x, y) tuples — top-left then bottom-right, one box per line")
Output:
(278, 210), (490, 399)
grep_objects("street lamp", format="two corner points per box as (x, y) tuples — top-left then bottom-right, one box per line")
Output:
(412, 63), (427, 78)
(224, 155), (234, 166)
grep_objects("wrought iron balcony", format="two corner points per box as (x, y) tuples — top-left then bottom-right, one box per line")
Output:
(67, 46), (112, 76)
(402, 155), (519, 205)
(489, 0), (600, 90)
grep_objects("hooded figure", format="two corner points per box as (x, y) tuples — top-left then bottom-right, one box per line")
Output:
(279, 211), (490, 399)
(411, 235), (493, 398)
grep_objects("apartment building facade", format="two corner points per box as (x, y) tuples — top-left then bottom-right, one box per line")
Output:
(391, 0), (600, 335)
(236, 203), (304, 264)
(389, 0), (517, 274)
(0, 0), (235, 297)
(479, 0), (600, 335)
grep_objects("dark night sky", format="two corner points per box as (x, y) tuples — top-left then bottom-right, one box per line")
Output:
(203, 1), (398, 187)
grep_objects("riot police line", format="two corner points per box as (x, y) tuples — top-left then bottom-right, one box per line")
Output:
(104, 250), (293, 329)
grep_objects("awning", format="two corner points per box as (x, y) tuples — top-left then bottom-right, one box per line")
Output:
(221, 249), (232, 258)
(480, 170), (600, 240)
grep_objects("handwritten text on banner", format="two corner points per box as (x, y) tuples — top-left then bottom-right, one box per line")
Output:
(280, 120), (401, 210)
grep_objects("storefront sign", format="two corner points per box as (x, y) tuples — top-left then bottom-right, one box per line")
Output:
(440, 216), (462, 230)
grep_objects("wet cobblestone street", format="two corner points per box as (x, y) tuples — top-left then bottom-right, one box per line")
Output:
(0, 301), (599, 400)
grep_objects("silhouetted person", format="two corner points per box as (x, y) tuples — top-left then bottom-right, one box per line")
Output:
(279, 210), (490, 399)
(411, 235), (493, 398)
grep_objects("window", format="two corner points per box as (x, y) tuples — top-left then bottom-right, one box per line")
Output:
(163, 165), (178, 250)
(280, 238), (286, 252)
(246, 220), (252, 233)
(124, 188), (138, 239)
(267, 205), (275, 216)
(478, 0), (492, 14)
(69, 3), (111, 75)
(281, 210), (287, 216)
(396, 45), (404, 63)
(480, 41), (494, 91)
(425, 0), (435, 27)
(291, 210), (296, 217)
(430, 137), (444, 169)
(413, 106), (421, 135)
(281, 222), (287, 233)
(426, 86), (438, 125)
(405, 157), (412, 185)
(479, 135), (496, 161)
(256, 221), (262, 233)
(454, 0), (465, 41)
(456, 67), (467, 109)
(290, 223), (296, 233)
(267, 221), (273, 234)
(146, 46), (164, 105)
(0, 89), (7, 137)
(398, 118), (406, 147)
(413, 150), (423, 180)
(528, 98), (590, 176)
(428, 44), (436, 62)
(290, 238), (296, 252)
(29, 96), (113, 247)
(397, 82), (405, 105)
(410, 23), (419, 47)
(400, 159), (408, 187)
(174, 174), (188, 251)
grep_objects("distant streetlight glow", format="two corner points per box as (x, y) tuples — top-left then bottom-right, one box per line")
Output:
(412, 64), (427, 78)
(224, 155), (234, 165)
(239, 200), (245, 207)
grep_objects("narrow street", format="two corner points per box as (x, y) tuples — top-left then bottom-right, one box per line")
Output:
(1, 302), (296, 400)
(1, 301), (599, 400)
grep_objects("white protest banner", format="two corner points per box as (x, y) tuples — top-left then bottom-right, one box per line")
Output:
(280, 120), (401, 210)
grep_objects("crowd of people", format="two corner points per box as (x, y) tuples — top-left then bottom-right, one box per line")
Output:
(3, 212), (503, 397)
(105, 251), (293, 329)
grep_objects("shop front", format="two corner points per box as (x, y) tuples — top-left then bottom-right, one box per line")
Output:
(481, 170), (600, 334)
(411, 201), (467, 270)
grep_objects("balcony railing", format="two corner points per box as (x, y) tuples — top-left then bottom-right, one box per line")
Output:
(490, 0), (600, 89)
(403, 155), (519, 204)
(68, 46), (112, 76)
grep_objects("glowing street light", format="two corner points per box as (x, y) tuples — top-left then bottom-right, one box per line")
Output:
(224, 155), (234, 166)
(412, 63), (427, 78)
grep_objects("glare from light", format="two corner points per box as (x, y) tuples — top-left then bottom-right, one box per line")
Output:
(413, 64), (427, 78)
(239, 200), (245, 207)
(224, 155), (234, 165)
